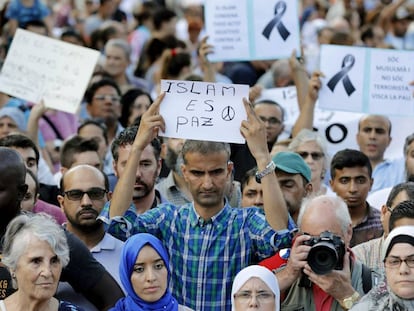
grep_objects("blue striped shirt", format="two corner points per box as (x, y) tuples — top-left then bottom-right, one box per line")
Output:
(103, 202), (296, 311)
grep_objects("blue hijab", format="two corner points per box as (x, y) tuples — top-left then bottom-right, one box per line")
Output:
(111, 233), (179, 311)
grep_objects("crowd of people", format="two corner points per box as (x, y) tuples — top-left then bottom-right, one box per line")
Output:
(0, 0), (414, 311)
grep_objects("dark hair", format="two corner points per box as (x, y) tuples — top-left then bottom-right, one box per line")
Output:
(77, 119), (109, 145)
(119, 88), (152, 128)
(133, 1), (160, 25)
(0, 134), (40, 165)
(152, 8), (176, 31)
(134, 35), (186, 78)
(60, 28), (85, 45)
(389, 200), (414, 231)
(60, 136), (99, 169)
(111, 126), (161, 162)
(254, 99), (285, 122)
(330, 149), (372, 179)
(84, 78), (121, 104)
(386, 182), (414, 208)
(241, 167), (257, 193)
(160, 49), (191, 79)
(22, 19), (48, 34)
(60, 166), (109, 192)
(26, 169), (40, 196)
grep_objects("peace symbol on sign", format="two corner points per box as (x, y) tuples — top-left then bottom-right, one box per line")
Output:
(222, 106), (235, 121)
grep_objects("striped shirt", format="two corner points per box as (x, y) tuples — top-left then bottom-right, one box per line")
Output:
(104, 202), (296, 311)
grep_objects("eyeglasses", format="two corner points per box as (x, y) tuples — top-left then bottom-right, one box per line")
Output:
(64, 188), (107, 201)
(297, 151), (324, 161)
(384, 255), (414, 269)
(259, 116), (281, 126)
(93, 95), (120, 102)
(233, 291), (275, 303)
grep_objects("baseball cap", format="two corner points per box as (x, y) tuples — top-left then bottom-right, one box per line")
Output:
(383, 225), (414, 260)
(272, 151), (312, 183)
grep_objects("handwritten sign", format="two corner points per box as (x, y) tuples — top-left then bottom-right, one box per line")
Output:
(319, 44), (414, 115)
(159, 80), (249, 143)
(204, 0), (300, 62)
(0, 29), (100, 114)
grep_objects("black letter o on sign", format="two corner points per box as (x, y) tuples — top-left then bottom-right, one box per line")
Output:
(325, 123), (347, 144)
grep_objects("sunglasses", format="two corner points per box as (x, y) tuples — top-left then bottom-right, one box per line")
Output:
(297, 151), (324, 161)
(64, 188), (107, 201)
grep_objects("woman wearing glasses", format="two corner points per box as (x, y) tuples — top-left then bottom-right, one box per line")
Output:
(350, 225), (414, 310)
(231, 265), (280, 311)
(289, 128), (330, 195)
(109, 233), (192, 311)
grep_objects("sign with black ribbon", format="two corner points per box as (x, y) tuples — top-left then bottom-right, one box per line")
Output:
(204, 0), (300, 62)
(319, 44), (414, 116)
(262, 1), (290, 41)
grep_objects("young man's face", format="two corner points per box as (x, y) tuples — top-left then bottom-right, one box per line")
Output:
(241, 176), (263, 209)
(330, 166), (373, 210)
(113, 144), (161, 201)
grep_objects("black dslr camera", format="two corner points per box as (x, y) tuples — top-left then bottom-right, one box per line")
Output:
(304, 231), (346, 274)
(299, 231), (346, 287)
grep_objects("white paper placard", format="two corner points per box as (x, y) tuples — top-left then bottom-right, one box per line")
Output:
(159, 80), (249, 143)
(0, 29), (100, 114)
(204, 0), (300, 62)
(319, 44), (414, 116)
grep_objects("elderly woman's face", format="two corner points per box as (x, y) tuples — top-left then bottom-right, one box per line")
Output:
(234, 277), (276, 311)
(14, 236), (62, 301)
(385, 243), (414, 299)
(295, 141), (325, 183)
(131, 245), (168, 302)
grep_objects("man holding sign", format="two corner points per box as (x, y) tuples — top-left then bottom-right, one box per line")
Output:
(103, 93), (295, 311)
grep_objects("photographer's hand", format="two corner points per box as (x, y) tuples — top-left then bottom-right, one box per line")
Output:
(303, 251), (356, 301)
(276, 234), (311, 291)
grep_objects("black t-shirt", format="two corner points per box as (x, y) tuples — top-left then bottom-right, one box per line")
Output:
(0, 230), (106, 299)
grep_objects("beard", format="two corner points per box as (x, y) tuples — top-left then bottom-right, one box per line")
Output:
(66, 208), (102, 233)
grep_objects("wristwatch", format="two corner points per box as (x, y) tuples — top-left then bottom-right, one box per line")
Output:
(255, 161), (276, 183)
(339, 291), (360, 310)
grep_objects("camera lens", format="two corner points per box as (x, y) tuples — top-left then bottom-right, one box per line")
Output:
(307, 242), (338, 275)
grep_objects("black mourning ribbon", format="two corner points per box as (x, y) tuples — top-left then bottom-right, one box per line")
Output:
(327, 54), (356, 96)
(262, 1), (290, 41)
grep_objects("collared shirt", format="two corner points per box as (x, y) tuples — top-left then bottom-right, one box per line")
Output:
(371, 158), (405, 193)
(350, 203), (383, 247)
(155, 171), (191, 206)
(352, 236), (384, 275)
(102, 202), (296, 311)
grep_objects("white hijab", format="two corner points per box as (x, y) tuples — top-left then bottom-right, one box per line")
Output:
(231, 265), (280, 311)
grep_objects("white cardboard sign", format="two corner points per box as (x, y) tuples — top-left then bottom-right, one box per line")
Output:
(159, 80), (249, 143)
(0, 29), (100, 114)
(204, 0), (300, 62)
(319, 44), (414, 115)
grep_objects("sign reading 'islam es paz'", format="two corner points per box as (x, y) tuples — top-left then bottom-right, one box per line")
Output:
(159, 80), (249, 144)
(318, 44), (414, 116)
(204, 0), (300, 62)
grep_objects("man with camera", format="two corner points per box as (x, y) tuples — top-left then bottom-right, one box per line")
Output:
(276, 195), (371, 311)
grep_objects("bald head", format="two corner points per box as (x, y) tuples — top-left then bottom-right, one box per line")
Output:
(61, 165), (108, 192)
(356, 114), (392, 165)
